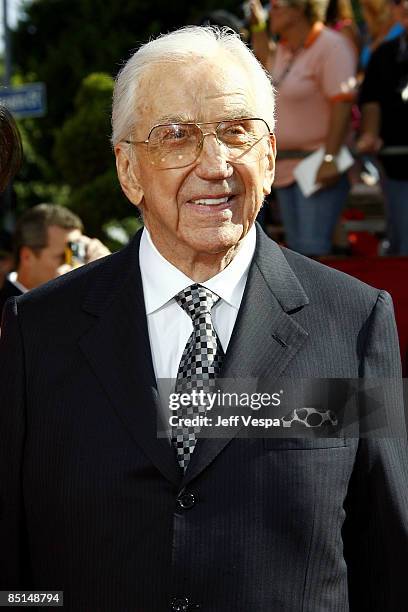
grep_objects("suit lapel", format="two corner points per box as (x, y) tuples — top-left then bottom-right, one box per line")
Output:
(77, 227), (311, 487)
(183, 226), (310, 486)
(79, 232), (181, 486)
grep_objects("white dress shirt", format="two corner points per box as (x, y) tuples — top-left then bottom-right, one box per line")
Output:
(7, 272), (28, 294)
(139, 225), (256, 381)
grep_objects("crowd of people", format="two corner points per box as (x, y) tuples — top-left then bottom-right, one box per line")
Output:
(247, 0), (408, 256)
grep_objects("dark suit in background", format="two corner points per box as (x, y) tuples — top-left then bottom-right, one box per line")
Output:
(0, 278), (22, 317)
(1, 226), (407, 611)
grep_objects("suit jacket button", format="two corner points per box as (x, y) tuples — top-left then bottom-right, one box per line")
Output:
(170, 596), (190, 611)
(177, 492), (196, 509)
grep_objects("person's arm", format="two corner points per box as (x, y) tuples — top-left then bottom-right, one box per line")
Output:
(356, 102), (383, 153)
(313, 33), (357, 187)
(343, 291), (408, 610)
(356, 47), (383, 154)
(249, 0), (276, 69)
(0, 299), (29, 588)
(338, 22), (361, 56)
(315, 100), (353, 185)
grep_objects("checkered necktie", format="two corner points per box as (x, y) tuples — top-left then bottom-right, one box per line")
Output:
(172, 284), (224, 470)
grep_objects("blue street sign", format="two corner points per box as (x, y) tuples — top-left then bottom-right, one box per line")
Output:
(0, 82), (47, 118)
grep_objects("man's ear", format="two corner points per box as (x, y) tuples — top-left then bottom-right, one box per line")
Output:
(114, 145), (144, 207)
(263, 134), (276, 196)
(19, 246), (37, 266)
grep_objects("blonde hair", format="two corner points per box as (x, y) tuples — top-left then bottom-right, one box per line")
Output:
(290, 0), (329, 23)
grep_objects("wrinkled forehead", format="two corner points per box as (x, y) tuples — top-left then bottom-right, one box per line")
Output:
(134, 56), (259, 132)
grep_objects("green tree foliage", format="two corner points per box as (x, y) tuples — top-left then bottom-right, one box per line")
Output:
(13, 0), (241, 142)
(54, 73), (113, 188)
(53, 72), (129, 236)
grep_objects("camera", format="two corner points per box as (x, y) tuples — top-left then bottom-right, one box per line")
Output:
(66, 241), (87, 267)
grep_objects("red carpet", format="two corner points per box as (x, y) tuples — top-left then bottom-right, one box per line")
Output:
(322, 257), (408, 375)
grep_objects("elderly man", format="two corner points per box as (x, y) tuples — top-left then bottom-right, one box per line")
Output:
(0, 26), (407, 612)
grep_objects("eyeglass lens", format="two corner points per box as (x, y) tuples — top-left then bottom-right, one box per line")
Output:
(147, 118), (270, 169)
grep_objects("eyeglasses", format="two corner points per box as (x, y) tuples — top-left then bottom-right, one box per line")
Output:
(123, 118), (272, 170)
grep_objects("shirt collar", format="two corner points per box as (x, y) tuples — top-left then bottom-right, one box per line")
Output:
(280, 21), (324, 50)
(139, 224), (256, 315)
(304, 21), (324, 48)
(7, 271), (28, 293)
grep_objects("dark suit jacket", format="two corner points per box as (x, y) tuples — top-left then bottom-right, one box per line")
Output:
(1, 226), (407, 612)
(0, 278), (22, 318)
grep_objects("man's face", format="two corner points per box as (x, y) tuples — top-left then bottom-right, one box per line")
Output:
(22, 225), (82, 289)
(115, 58), (275, 264)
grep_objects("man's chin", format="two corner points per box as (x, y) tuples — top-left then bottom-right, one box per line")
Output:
(186, 224), (244, 255)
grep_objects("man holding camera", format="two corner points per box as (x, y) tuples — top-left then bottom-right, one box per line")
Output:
(0, 203), (109, 315)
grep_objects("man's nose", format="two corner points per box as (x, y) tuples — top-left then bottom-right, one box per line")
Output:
(194, 133), (233, 180)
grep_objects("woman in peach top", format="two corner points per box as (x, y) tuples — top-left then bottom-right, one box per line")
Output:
(250, 0), (357, 256)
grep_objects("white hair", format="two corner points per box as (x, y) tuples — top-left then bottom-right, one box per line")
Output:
(111, 26), (275, 146)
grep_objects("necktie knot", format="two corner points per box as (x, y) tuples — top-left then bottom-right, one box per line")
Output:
(175, 283), (220, 322)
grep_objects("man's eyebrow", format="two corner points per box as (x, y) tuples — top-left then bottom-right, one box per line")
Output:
(221, 109), (257, 120)
(154, 114), (194, 124)
(153, 110), (257, 125)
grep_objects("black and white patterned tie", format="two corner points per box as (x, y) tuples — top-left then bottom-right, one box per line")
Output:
(172, 284), (224, 470)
